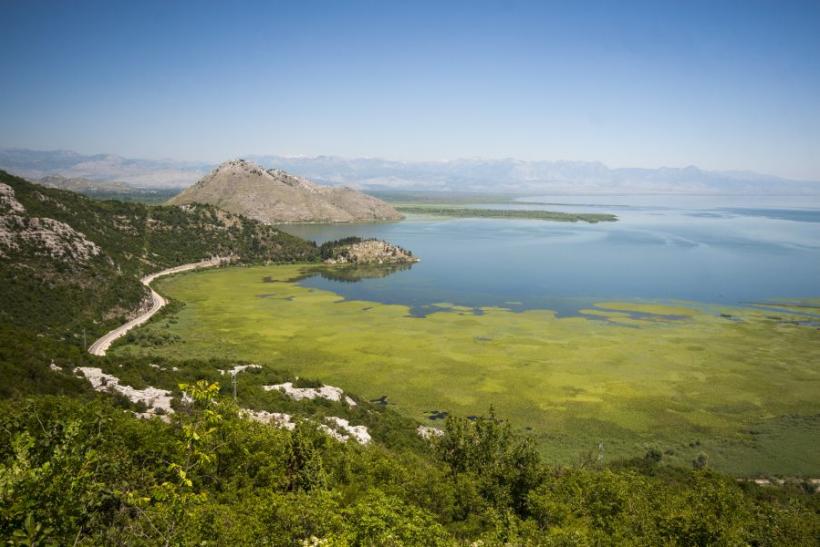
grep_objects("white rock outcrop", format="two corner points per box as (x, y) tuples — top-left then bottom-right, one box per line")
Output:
(417, 425), (445, 440)
(264, 382), (356, 407)
(220, 364), (262, 376)
(0, 183), (25, 213)
(243, 409), (296, 431)
(189, 406), (369, 446)
(75, 367), (173, 418)
(0, 183), (101, 261)
(323, 416), (371, 444)
(242, 410), (370, 444)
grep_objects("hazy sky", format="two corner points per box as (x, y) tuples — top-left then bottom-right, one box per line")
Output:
(2, 0), (819, 179)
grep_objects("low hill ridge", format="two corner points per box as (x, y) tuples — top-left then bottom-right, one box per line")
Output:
(168, 159), (403, 223)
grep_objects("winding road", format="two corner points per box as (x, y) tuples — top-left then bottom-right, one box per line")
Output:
(88, 257), (230, 356)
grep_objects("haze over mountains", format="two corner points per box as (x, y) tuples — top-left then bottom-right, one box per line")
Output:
(36, 174), (132, 193)
(2, 148), (819, 195)
(0, 148), (204, 188)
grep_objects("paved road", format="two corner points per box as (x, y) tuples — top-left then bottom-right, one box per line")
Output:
(88, 258), (228, 356)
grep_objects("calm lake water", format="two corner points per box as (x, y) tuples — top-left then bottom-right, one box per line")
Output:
(279, 194), (820, 316)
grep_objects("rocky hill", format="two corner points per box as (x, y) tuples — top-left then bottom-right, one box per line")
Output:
(168, 159), (403, 224)
(0, 169), (316, 339)
(320, 237), (418, 265)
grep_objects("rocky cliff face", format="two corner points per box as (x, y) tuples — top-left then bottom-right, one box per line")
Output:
(168, 160), (403, 224)
(0, 182), (102, 262)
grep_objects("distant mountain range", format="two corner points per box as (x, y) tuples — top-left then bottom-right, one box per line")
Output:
(2, 148), (819, 195)
(0, 148), (205, 188)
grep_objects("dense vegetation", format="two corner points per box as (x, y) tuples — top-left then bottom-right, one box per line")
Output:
(0, 170), (317, 343)
(395, 205), (617, 223)
(1, 173), (817, 544)
(1, 381), (817, 545)
(319, 236), (368, 260)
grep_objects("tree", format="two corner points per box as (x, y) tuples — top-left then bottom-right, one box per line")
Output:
(285, 424), (328, 492)
(434, 408), (544, 516)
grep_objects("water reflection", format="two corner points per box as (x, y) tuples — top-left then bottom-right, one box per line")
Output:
(310, 262), (415, 283)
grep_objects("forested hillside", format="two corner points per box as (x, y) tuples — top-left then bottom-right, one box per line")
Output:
(0, 170), (316, 341)
(0, 171), (817, 545)
(1, 386), (817, 545)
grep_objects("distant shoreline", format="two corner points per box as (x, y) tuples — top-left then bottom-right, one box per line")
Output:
(395, 205), (617, 223)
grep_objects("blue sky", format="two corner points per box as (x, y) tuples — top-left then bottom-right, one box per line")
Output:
(1, 0), (819, 179)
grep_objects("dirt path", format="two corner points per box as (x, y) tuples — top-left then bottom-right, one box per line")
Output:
(88, 257), (231, 356)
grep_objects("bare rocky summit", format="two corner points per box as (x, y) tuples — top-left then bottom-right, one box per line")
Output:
(168, 159), (403, 224)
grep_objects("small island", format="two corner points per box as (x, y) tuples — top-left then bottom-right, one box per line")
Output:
(395, 205), (617, 223)
(320, 237), (418, 265)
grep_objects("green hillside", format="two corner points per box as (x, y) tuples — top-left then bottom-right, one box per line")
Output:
(0, 170), (316, 341)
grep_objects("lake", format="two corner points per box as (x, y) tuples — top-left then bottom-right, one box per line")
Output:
(279, 194), (820, 316)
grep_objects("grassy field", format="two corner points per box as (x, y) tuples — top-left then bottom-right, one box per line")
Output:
(394, 205), (617, 223)
(111, 264), (820, 476)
